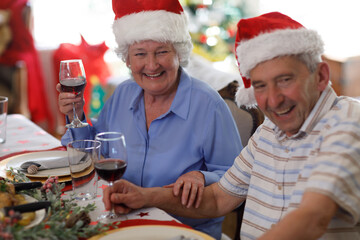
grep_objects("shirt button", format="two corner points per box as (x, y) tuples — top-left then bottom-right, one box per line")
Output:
(278, 185), (282, 190)
(285, 148), (289, 153)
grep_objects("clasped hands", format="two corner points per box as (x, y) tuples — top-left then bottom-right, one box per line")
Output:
(102, 171), (205, 214)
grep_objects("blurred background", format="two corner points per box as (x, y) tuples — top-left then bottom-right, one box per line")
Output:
(1, 0), (359, 136)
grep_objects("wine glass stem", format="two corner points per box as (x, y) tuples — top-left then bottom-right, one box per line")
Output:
(72, 103), (80, 122)
(109, 181), (115, 215)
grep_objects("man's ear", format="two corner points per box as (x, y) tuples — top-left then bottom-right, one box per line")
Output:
(317, 62), (330, 91)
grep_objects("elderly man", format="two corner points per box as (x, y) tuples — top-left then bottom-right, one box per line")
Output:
(103, 12), (360, 240)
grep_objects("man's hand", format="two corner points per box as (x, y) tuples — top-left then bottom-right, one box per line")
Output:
(103, 179), (148, 214)
(164, 171), (205, 208)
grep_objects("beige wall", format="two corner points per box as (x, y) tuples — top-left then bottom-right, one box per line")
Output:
(323, 56), (343, 96)
(342, 56), (360, 97)
(322, 55), (360, 98)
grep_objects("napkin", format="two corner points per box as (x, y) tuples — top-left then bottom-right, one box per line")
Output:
(20, 154), (70, 171)
(20, 151), (92, 173)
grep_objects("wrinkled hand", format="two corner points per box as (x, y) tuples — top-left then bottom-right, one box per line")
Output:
(103, 179), (147, 214)
(164, 171), (205, 208)
(56, 83), (85, 122)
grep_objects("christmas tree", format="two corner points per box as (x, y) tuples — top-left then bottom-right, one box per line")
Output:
(181, 0), (256, 62)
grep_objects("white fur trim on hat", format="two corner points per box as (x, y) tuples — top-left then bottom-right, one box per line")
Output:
(235, 86), (257, 108)
(236, 28), (324, 79)
(113, 10), (192, 55)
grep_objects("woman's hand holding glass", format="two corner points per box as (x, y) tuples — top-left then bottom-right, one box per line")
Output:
(57, 59), (88, 128)
(56, 83), (85, 123)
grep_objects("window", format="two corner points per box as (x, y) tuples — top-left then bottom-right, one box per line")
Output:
(31, 0), (116, 51)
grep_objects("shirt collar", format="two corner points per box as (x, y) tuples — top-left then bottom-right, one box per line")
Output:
(129, 81), (143, 112)
(273, 85), (337, 140)
(170, 67), (192, 120)
(128, 67), (192, 120)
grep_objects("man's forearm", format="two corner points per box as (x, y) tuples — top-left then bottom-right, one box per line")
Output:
(258, 209), (326, 240)
(258, 192), (337, 240)
(109, 180), (243, 220)
(143, 183), (232, 219)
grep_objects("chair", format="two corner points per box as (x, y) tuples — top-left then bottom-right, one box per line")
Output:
(0, 61), (30, 117)
(0, 9), (11, 56)
(224, 99), (254, 146)
(0, 1), (32, 118)
(219, 81), (264, 240)
(219, 81), (264, 146)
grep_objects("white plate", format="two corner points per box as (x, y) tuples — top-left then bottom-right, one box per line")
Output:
(23, 194), (46, 229)
(6, 151), (70, 178)
(89, 225), (215, 240)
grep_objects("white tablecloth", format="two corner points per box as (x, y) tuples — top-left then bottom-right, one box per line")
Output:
(0, 114), (179, 224)
(0, 114), (62, 157)
(72, 180), (178, 223)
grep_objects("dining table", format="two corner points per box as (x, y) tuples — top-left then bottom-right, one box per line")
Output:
(0, 114), (214, 239)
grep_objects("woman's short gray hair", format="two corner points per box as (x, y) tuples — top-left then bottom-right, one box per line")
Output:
(115, 40), (193, 68)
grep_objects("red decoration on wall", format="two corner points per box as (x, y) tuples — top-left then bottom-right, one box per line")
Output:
(52, 36), (110, 118)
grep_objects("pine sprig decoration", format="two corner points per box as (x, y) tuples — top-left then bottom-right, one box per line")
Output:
(0, 181), (8, 192)
(0, 169), (109, 240)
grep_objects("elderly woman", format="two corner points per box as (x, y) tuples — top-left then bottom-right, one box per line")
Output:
(56, 0), (242, 239)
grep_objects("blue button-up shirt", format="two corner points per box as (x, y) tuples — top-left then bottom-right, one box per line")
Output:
(61, 68), (242, 239)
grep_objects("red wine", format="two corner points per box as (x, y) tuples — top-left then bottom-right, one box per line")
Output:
(95, 159), (127, 182)
(60, 78), (86, 95)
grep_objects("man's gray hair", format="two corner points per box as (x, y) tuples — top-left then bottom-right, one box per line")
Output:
(295, 52), (323, 73)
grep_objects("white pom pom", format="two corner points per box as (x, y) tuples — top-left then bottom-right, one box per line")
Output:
(235, 86), (257, 108)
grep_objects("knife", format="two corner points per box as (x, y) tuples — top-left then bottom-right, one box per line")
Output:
(3, 201), (51, 216)
(14, 182), (43, 191)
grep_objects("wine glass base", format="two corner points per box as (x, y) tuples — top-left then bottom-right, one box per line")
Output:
(66, 122), (89, 128)
(72, 192), (96, 201)
(97, 212), (128, 224)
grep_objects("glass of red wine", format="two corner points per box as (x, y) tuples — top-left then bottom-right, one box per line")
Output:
(59, 59), (88, 128)
(94, 131), (127, 223)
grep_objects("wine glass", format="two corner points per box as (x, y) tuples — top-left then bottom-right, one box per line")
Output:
(67, 139), (100, 201)
(59, 59), (88, 128)
(94, 132), (127, 223)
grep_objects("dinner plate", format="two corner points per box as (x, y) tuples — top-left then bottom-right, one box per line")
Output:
(89, 225), (215, 240)
(5, 151), (70, 178)
(23, 194), (46, 229)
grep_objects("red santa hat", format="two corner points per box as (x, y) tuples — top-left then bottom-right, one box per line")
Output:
(112, 0), (192, 65)
(234, 12), (324, 107)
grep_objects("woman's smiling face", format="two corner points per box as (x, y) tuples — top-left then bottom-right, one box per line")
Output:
(127, 40), (180, 97)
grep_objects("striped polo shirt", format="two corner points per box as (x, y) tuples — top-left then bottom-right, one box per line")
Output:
(219, 86), (360, 239)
